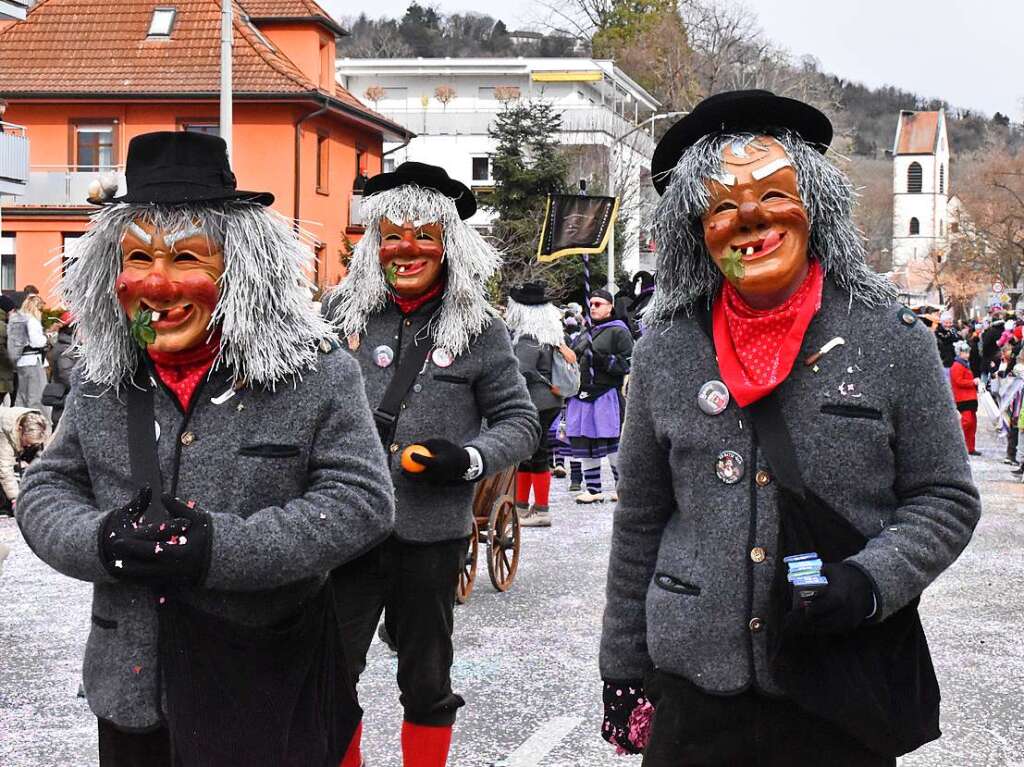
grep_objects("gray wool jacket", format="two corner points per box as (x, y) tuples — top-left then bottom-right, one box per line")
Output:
(600, 281), (981, 694)
(347, 301), (540, 542)
(16, 349), (395, 730)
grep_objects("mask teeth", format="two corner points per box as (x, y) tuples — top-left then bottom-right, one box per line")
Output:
(151, 311), (162, 321)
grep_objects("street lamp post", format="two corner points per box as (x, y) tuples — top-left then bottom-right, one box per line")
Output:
(605, 110), (687, 292)
(220, 0), (233, 157)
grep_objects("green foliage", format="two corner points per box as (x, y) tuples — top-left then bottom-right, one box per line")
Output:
(485, 100), (577, 299)
(130, 309), (157, 349)
(720, 248), (745, 282)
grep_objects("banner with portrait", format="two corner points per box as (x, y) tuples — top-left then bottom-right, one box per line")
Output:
(536, 194), (619, 263)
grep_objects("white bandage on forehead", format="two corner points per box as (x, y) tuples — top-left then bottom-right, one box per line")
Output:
(711, 172), (737, 187)
(751, 157), (794, 181)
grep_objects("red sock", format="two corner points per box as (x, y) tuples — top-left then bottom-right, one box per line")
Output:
(515, 471), (533, 505)
(401, 722), (452, 767)
(340, 721), (362, 767)
(533, 470), (552, 507)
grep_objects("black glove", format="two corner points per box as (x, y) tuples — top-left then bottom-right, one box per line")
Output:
(601, 679), (651, 755)
(787, 562), (875, 636)
(99, 488), (185, 571)
(104, 493), (212, 586)
(405, 438), (471, 485)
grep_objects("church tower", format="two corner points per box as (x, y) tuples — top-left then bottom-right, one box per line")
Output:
(891, 109), (950, 268)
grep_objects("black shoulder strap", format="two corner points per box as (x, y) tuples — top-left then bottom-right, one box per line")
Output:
(694, 305), (807, 496)
(373, 339), (433, 447)
(126, 363), (168, 523)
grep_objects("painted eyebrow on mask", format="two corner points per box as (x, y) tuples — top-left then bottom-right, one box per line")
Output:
(711, 172), (737, 187)
(165, 225), (207, 249)
(750, 157), (794, 181)
(126, 222), (153, 245)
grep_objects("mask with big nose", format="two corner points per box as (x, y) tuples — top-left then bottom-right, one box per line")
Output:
(116, 219), (224, 353)
(378, 218), (445, 299)
(703, 136), (811, 309)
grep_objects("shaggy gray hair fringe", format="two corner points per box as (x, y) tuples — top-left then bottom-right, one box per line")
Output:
(645, 129), (897, 324)
(505, 297), (565, 348)
(323, 186), (500, 357)
(61, 202), (335, 390)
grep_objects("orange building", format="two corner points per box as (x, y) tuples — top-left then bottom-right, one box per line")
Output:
(0, 0), (411, 301)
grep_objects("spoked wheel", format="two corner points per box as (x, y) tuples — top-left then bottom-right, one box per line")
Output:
(456, 518), (479, 604)
(487, 495), (521, 592)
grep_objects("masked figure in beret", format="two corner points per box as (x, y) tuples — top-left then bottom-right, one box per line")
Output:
(599, 91), (980, 765)
(324, 162), (540, 767)
(17, 132), (395, 767)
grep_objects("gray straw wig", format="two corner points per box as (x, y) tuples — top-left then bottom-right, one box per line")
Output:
(505, 297), (565, 348)
(646, 129), (896, 323)
(324, 185), (500, 356)
(62, 202), (335, 389)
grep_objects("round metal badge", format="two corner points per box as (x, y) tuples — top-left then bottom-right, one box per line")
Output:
(431, 347), (454, 368)
(715, 450), (744, 484)
(697, 380), (730, 416)
(373, 345), (395, 368)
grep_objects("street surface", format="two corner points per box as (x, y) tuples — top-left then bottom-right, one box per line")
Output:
(1, 430), (1022, 766)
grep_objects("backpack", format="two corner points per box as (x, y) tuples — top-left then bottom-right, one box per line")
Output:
(550, 347), (581, 399)
(6, 313), (29, 367)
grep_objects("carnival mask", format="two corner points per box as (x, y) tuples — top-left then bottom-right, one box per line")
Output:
(116, 219), (224, 353)
(378, 218), (445, 299)
(703, 136), (810, 308)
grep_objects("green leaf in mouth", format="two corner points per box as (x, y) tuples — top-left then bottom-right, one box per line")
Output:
(130, 308), (156, 349)
(721, 247), (746, 282)
(385, 263), (399, 286)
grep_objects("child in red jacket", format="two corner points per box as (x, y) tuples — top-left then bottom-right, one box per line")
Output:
(951, 341), (980, 454)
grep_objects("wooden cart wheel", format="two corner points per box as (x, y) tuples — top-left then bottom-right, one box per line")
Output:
(487, 495), (520, 592)
(456, 518), (479, 604)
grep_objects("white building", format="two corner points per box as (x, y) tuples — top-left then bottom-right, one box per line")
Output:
(891, 109), (951, 268)
(336, 57), (661, 276)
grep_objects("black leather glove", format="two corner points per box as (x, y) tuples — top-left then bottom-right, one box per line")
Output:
(601, 678), (651, 755)
(104, 493), (212, 586)
(99, 488), (185, 571)
(787, 562), (875, 636)
(405, 438), (471, 485)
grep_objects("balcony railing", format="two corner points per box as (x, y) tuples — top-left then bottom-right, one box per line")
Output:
(0, 122), (29, 196)
(378, 106), (656, 157)
(6, 166), (126, 206)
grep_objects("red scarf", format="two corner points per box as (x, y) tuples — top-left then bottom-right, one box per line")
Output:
(390, 280), (445, 315)
(712, 261), (823, 408)
(148, 332), (221, 410)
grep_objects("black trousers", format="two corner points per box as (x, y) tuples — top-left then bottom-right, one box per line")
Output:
(333, 535), (466, 726)
(642, 671), (896, 767)
(97, 719), (174, 767)
(519, 407), (561, 473)
(1007, 425), (1019, 461)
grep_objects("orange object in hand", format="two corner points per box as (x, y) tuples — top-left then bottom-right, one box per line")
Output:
(400, 444), (433, 474)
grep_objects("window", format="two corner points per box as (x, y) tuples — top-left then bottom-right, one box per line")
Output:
(353, 148), (368, 192)
(950, 221), (960, 234)
(383, 87), (408, 103)
(939, 220), (945, 236)
(939, 163), (945, 194)
(383, 158), (396, 173)
(0, 234), (14, 291)
(471, 157), (490, 181)
(181, 121), (220, 136)
(62, 234), (82, 277)
(316, 133), (330, 194)
(147, 8), (177, 38)
(907, 162), (923, 193)
(478, 87), (496, 99)
(73, 122), (116, 171)
(319, 38), (332, 90)
(909, 217), (920, 235)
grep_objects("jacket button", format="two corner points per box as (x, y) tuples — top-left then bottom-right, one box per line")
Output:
(389, 443), (399, 454)
(755, 470), (771, 487)
(180, 431), (195, 446)
(404, 320), (412, 327)
(749, 617), (764, 633)
(750, 547), (766, 563)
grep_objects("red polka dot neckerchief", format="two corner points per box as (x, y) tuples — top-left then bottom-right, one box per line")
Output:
(712, 260), (823, 409)
(148, 333), (221, 410)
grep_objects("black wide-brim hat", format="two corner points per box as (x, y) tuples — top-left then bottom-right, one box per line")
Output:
(509, 281), (552, 306)
(651, 89), (833, 195)
(363, 161), (476, 220)
(103, 131), (274, 206)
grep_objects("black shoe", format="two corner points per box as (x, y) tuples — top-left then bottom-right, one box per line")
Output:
(969, 450), (982, 456)
(1002, 457), (1018, 465)
(1011, 466), (1024, 475)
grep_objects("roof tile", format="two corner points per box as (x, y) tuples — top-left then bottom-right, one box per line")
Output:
(896, 111), (940, 155)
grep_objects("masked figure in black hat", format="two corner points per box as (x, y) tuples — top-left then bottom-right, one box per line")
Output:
(324, 162), (539, 767)
(599, 91), (980, 765)
(16, 131), (395, 767)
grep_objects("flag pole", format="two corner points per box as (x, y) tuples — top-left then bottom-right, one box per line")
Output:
(220, 0), (233, 157)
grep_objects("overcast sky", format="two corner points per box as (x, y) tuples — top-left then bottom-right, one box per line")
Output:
(322, 0), (1024, 120)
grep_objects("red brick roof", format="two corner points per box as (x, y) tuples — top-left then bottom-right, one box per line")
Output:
(241, 0), (346, 37)
(895, 111), (940, 155)
(0, 0), (352, 103)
